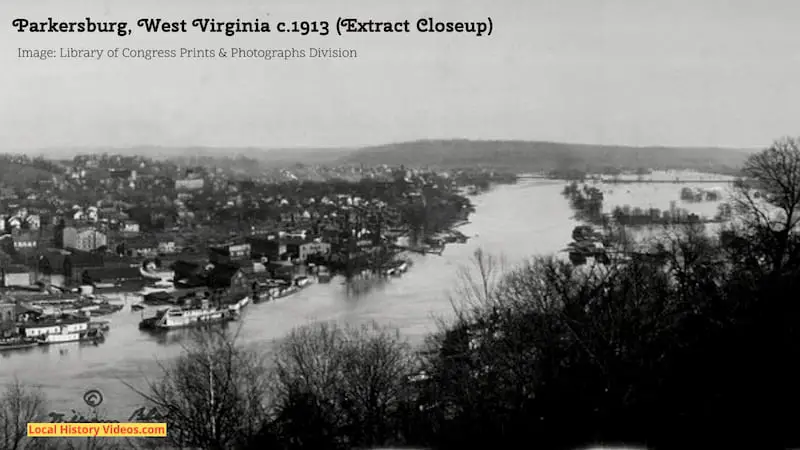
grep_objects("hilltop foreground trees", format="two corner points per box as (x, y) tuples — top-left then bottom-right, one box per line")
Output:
(266, 321), (416, 450)
(407, 137), (800, 449)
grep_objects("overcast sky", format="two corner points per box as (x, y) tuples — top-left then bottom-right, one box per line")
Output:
(1, 0), (799, 152)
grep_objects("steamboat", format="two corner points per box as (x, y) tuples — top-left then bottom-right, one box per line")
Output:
(17, 315), (105, 346)
(36, 327), (105, 345)
(138, 298), (237, 331)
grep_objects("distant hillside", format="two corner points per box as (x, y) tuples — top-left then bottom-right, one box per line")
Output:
(0, 158), (63, 187)
(32, 146), (355, 168)
(335, 139), (759, 174)
(16, 139), (762, 175)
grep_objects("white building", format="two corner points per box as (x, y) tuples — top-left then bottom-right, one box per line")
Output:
(63, 227), (107, 251)
(175, 178), (205, 191)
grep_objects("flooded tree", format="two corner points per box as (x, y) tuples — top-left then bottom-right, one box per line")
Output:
(562, 183), (605, 223)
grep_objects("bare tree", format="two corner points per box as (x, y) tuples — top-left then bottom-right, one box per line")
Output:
(337, 323), (415, 447)
(0, 380), (46, 450)
(0, 380), (146, 450)
(450, 248), (507, 313)
(126, 325), (271, 450)
(271, 322), (346, 404)
(269, 321), (416, 449)
(732, 136), (800, 271)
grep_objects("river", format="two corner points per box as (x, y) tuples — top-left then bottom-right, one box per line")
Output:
(0, 175), (732, 419)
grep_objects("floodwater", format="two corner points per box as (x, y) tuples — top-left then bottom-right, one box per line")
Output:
(0, 173), (734, 419)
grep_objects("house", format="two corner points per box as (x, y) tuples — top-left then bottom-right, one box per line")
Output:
(123, 237), (159, 258)
(82, 266), (144, 286)
(63, 227), (107, 251)
(12, 231), (38, 250)
(171, 260), (206, 286)
(0, 302), (17, 337)
(122, 221), (140, 234)
(1, 264), (32, 287)
(26, 214), (41, 230)
(158, 240), (177, 254)
(36, 252), (68, 287)
(284, 239), (331, 262)
(0, 187), (15, 200)
(250, 226), (276, 236)
(175, 178), (205, 191)
(283, 230), (308, 240)
(206, 262), (247, 291)
(209, 247), (231, 264)
(38, 249), (106, 285)
(246, 237), (285, 261)
(266, 261), (295, 281)
(0, 302), (14, 323)
(320, 226), (344, 244)
(109, 169), (136, 180)
(298, 241), (332, 262)
(228, 243), (251, 260)
(209, 242), (251, 263)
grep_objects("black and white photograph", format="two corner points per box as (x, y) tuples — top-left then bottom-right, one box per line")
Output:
(1, 0), (799, 449)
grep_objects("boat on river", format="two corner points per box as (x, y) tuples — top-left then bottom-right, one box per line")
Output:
(18, 315), (90, 336)
(139, 301), (236, 331)
(260, 285), (297, 301)
(37, 328), (104, 345)
(225, 296), (250, 313)
(254, 283), (299, 302)
(17, 314), (105, 346)
(252, 274), (312, 303)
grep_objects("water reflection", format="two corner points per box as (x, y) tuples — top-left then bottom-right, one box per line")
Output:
(344, 275), (392, 299)
(140, 322), (237, 347)
(0, 346), (38, 358)
(1, 339), (112, 360)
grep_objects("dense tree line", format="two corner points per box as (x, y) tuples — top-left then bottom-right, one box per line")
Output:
(5, 137), (800, 449)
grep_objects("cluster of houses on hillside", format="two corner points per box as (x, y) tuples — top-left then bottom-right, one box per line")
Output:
(0, 229), (335, 290)
(0, 154), (511, 294)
